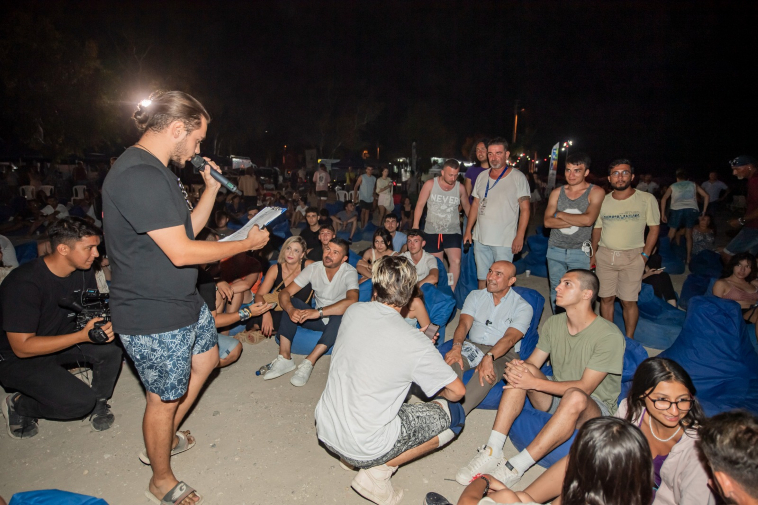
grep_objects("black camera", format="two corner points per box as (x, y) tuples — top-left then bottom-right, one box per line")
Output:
(58, 289), (111, 344)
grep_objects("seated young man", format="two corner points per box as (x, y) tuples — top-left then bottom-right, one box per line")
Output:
(263, 237), (358, 386)
(306, 224), (336, 262)
(316, 255), (466, 505)
(331, 201), (359, 244)
(0, 218), (122, 439)
(400, 229), (439, 288)
(456, 269), (625, 487)
(299, 207), (322, 252)
(445, 261), (532, 414)
(383, 213), (407, 253)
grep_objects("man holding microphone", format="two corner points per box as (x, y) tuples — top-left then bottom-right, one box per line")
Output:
(103, 91), (269, 505)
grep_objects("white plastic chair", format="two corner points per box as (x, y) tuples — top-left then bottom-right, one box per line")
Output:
(19, 185), (35, 200)
(336, 190), (348, 202)
(38, 185), (54, 197)
(72, 185), (87, 201)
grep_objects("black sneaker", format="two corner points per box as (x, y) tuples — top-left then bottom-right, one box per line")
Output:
(2, 393), (39, 439)
(90, 399), (115, 431)
(424, 492), (452, 505)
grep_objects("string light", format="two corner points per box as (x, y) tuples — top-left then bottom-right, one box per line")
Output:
(139, 99), (152, 107)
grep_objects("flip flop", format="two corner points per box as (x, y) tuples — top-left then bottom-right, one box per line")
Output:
(145, 481), (203, 505)
(139, 430), (195, 465)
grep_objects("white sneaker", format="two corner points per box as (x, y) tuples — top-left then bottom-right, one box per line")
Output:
(351, 465), (403, 505)
(262, 355), (296, 380)
(290, 360), (314, 387)
(455, 445), (502, 485)
(490, 458), (523, 488)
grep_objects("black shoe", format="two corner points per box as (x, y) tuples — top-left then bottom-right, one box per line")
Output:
(90, 399), (115, 431)
(348, 238), (353, 245)
(424, 492), (452, 505)
(2, 393), (39, 439)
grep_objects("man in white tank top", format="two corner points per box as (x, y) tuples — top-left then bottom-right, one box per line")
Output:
(413, 159), (471, 291)
(660, 168), (710, 264)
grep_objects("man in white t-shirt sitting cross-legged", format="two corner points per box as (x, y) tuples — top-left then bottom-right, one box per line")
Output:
(316, 255), (466, 505)
(263, 237), (359, 387)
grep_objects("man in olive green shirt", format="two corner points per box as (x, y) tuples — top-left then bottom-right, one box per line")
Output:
(455, 269), (625, 488)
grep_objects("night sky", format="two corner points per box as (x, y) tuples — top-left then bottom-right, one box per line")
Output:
(1, 1), (756, 177)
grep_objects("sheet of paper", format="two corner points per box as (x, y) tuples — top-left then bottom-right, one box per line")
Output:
(219, 206), (286, 242)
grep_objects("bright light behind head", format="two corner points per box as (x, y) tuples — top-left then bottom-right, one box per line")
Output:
(139, 99), (152, 108)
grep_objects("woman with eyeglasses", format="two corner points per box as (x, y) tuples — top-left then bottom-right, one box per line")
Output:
(438, 357), (714, 505)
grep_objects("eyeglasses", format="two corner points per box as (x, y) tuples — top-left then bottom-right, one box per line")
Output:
(646, 396), (693, 411)
(610, 170), (632, 178)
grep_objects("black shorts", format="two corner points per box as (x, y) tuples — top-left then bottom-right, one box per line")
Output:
(316, 190), (328, 200)
(359, 200), (373, 212)
(423, 232), (462, 253)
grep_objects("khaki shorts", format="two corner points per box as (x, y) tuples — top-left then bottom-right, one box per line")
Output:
(595, 246), (645, 301)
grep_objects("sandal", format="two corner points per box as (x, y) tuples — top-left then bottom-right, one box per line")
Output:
(234, 328), (267, 345)
(145, 481), (203, 505)
(139, 430), (195, 465)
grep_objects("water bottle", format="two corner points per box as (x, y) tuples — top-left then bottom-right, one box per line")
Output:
(256, 362), (273, 376)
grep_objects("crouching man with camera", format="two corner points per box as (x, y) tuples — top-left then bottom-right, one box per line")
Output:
(0, 217), (122, 439)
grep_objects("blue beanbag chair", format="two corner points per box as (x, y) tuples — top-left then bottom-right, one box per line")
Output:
(420, 282), (456, 328)
(437, 287), (545, 410)
(510, 335), (648, 468)
(14, 241), (37, 265)
(435, 258), (454, 298)
(325, 202), (343, 216)
(270, 218), (292, 240)
(679, 273), (715, 310)
(359, 279), (373, 302)
(454, 246), (477, 310)
(657, 236), (686, 275)
(613, 283), (685, 350)
(513, 234), (548, 277)
(348, 250), (361, 268)
(336, 230), (352, 242)
(660, 295), (758, 416)
(360, 222), (379, 241)
(10, 490), (108, 505)
(688, 250), (722, 278)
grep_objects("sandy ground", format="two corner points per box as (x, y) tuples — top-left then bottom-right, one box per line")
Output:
(0, 211), (687, 504)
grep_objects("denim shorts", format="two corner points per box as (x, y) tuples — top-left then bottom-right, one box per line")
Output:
(120, 304), (218, 401)
(668, 208), (699, 229)
(724, 227), (758, 256)
(217, 334), (240, 359)
(474, 241), (513, 280)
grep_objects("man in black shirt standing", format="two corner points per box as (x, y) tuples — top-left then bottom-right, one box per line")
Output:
(0, 218), (122, 439)
(103, 91), (269, 505)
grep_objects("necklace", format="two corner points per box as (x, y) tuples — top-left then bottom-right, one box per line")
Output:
(648, 412), (681, 442)
(134, 143), (194, 212)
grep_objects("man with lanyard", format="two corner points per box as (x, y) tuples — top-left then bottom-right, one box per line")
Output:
(103, 91), (269, 505)
(543, 152), (605, 313)
(354, 165), (377, 229)
(414, 159), (470, 291)
(723, 156), (758, 260)
(464, 137), (531, 289)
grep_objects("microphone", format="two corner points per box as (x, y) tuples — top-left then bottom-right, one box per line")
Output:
(190, 155), (242, 195)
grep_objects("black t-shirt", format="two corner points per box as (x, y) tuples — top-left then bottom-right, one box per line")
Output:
(306, 245), (324, 262)
(196, 267), (217, 308)
(102, 147), (203, 335)
(299, 227), (321, 251)
(0, 259), (97, 356)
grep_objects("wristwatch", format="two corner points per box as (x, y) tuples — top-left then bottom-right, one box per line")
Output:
(317, 306), (324, 318)
(486, 352), (495, 360)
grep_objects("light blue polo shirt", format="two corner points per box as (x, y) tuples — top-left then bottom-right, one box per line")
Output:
(461, 288), (533, 351)
(392, 231), (407, 252)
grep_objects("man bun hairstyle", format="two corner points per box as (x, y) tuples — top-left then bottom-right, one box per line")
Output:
(372, 256), (417, 308)
(48, 217), (100, 249)
(133, 90), (211, 134)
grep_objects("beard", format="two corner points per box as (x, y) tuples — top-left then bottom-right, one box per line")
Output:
(169, 135), (192, 167)
(612, 180), (632, 191)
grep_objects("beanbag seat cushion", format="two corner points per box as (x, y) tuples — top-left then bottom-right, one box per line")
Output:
(660, 295), (758, 416)
(688, 250), (722, 278)
(14, 241), (38, 265)
(657, 236), (686, 275)
(10, 490), (108, 505)
(513, 234), (548, 277)
(325, 202), (343, 217)
(613, 283), (685, 350)
(420, 282), (456, 328)
(453, 246), (477, 310)
(679, 273), (715, 310)
(437, 287), (545, 410)
(336, 230), (352, 242)
(360, 222), (378, 241)
(348, 250), (361, 268)
(435, 258), (454, 298)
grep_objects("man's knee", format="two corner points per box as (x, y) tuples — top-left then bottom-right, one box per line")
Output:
(600, 296), (615, 305)
(557, 388), (590, 416)
(60, 391), (97, 419)
(619, 299), (638, 309)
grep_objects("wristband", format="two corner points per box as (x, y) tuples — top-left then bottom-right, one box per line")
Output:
(554, 212), (558, 218)
(452, 342), (463, 347)
(479, 475), (491, 497)
(238, 307), (252, 322)
(641, 252), (649, 258)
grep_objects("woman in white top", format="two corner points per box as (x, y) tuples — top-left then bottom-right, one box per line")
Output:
(357, 228), (397, 282)
(376, 167), (394, 224)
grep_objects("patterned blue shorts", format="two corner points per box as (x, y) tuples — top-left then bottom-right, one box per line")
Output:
(120, 304), (218, 401)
